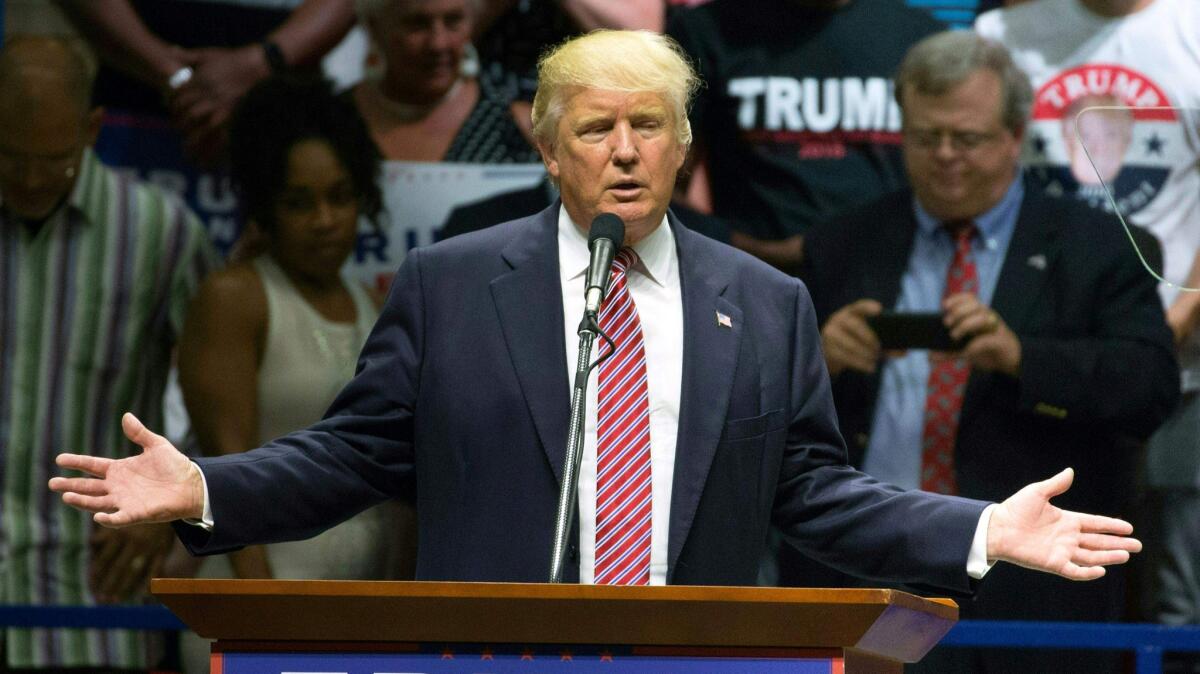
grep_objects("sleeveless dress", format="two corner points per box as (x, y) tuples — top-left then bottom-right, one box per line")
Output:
(204, 255), (403, 578)
(181, 256), (405, 671)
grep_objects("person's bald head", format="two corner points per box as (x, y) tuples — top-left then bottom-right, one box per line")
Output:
(0, 35), (102, 221)
(0, 35), (96, 115)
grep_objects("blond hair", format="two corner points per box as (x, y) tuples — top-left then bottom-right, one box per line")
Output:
(531, 30), (700, 149)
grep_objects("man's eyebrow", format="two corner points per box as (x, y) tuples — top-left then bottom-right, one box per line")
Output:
(571, 111), (614, 128)
(571, 105), (669, 128)
(629, 105), (669, 118)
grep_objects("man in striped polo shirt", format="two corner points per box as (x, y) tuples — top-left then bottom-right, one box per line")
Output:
(0, 36), (215, 671)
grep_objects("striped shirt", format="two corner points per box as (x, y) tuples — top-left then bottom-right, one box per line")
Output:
(0, 149), (215, 668)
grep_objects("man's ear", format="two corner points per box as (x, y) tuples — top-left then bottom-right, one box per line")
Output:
(537, 140), (560, 180)
(674, 140), (688, 173)
(83, 106), (105, 147)
(1009, 122), (1026, 163)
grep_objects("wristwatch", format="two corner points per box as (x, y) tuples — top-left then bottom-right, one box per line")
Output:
(261, 39), (287, 74)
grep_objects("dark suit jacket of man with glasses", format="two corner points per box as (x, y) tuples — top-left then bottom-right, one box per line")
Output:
(799, 177), (1176, 672)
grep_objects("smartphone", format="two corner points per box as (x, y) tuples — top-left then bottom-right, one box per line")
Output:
(866, 311), (963, 351)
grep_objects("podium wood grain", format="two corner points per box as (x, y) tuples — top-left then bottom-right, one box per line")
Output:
(153, 579), (956, 665)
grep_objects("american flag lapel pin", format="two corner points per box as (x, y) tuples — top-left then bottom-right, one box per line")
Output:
(716, 311), (732, 328)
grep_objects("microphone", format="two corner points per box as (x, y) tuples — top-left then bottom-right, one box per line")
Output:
(550, 212), (624, 582)
(583, 213), (625, 319)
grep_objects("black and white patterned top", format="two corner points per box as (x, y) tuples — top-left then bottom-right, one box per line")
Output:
(443, 81), (540, 163)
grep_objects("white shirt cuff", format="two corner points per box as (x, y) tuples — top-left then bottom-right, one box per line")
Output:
(181, 462), (214, 531)
(967, 503), (997, 579)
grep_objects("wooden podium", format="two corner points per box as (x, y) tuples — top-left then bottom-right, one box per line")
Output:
(153, 579), (957, 674)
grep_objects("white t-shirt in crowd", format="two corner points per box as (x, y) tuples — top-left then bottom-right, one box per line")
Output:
(977, 0), (1200, 388)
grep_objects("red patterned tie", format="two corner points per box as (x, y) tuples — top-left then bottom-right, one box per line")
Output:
(920, 222), (978, 495)
(594, 248), (652, 585)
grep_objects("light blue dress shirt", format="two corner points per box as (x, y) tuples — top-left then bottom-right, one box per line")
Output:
(863, 176), (1025, 489)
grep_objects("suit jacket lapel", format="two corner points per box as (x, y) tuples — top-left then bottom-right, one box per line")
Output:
(863, 201), (919, 309)
(963, 187), (1061, 418)
(852, 195), (918, 426)
(668, 216), (742, 574)
(987, 189), (1060, 334)
(490, 204), (571, 481)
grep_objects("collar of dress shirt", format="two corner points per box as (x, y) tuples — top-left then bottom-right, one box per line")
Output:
(558, 204), (673, 287)
(912, 172), (1026, 242)
(66, 148), (104, 227)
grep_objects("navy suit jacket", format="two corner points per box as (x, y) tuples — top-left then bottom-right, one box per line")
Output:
(180, 204), (987, 590)
(800, 185), (1178, 515)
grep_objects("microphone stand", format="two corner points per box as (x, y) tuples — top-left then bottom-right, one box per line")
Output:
(548, 314), (608, 583)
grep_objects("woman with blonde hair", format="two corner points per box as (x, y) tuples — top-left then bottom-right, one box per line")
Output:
(352, 0), (538, 162)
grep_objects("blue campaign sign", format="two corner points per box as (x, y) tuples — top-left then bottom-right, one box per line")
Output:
(94, 111), (242, 256)
(219, 646), (838, 674)
(93, 110), (546, 293)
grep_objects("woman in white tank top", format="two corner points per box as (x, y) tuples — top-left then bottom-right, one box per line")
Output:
(176, 78), (414, 671)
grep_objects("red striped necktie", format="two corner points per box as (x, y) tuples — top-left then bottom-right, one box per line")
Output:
(920, 221), (978, 495)
(594, 247), (652, 585)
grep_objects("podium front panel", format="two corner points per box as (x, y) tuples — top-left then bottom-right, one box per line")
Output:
(153, 579), (951, 673)
(212, 643), (851, 674)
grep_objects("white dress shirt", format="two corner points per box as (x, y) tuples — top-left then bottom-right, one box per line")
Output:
(557, 207), (683, 585)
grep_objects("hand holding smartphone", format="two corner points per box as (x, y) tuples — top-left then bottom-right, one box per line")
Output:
(866, 311), (964, 351)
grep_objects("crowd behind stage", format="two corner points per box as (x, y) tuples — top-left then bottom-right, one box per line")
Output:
(1, 0), (1198, 672)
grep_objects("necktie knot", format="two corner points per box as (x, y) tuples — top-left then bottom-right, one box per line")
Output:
(944, 220), (978, 247)
(613, 247), (638, 274)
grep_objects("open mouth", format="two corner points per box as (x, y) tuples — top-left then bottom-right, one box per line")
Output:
(609, 182), (643, 197)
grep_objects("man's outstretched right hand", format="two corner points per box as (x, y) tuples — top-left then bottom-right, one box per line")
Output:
(49, 413), (205, 527)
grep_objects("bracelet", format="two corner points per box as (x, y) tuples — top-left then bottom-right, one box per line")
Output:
(261, 40), (286, 74)
(167, 66), (193, 90)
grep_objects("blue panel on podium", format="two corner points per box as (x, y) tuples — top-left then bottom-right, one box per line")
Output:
(216, 645), (843, 674)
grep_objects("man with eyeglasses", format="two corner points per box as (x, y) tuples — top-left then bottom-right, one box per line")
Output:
(0, 35), (215, 671)
(796, 31), (1177, 673)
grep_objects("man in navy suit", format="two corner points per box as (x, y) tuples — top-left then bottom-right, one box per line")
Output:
(797, 31), (1177, 672)
(51, 30), (1141, 592)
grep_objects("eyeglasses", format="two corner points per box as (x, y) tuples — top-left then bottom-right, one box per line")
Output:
(904, 127), (1002, 153)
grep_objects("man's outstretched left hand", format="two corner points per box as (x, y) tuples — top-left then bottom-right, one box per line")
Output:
(987, 468), (1141, 580)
